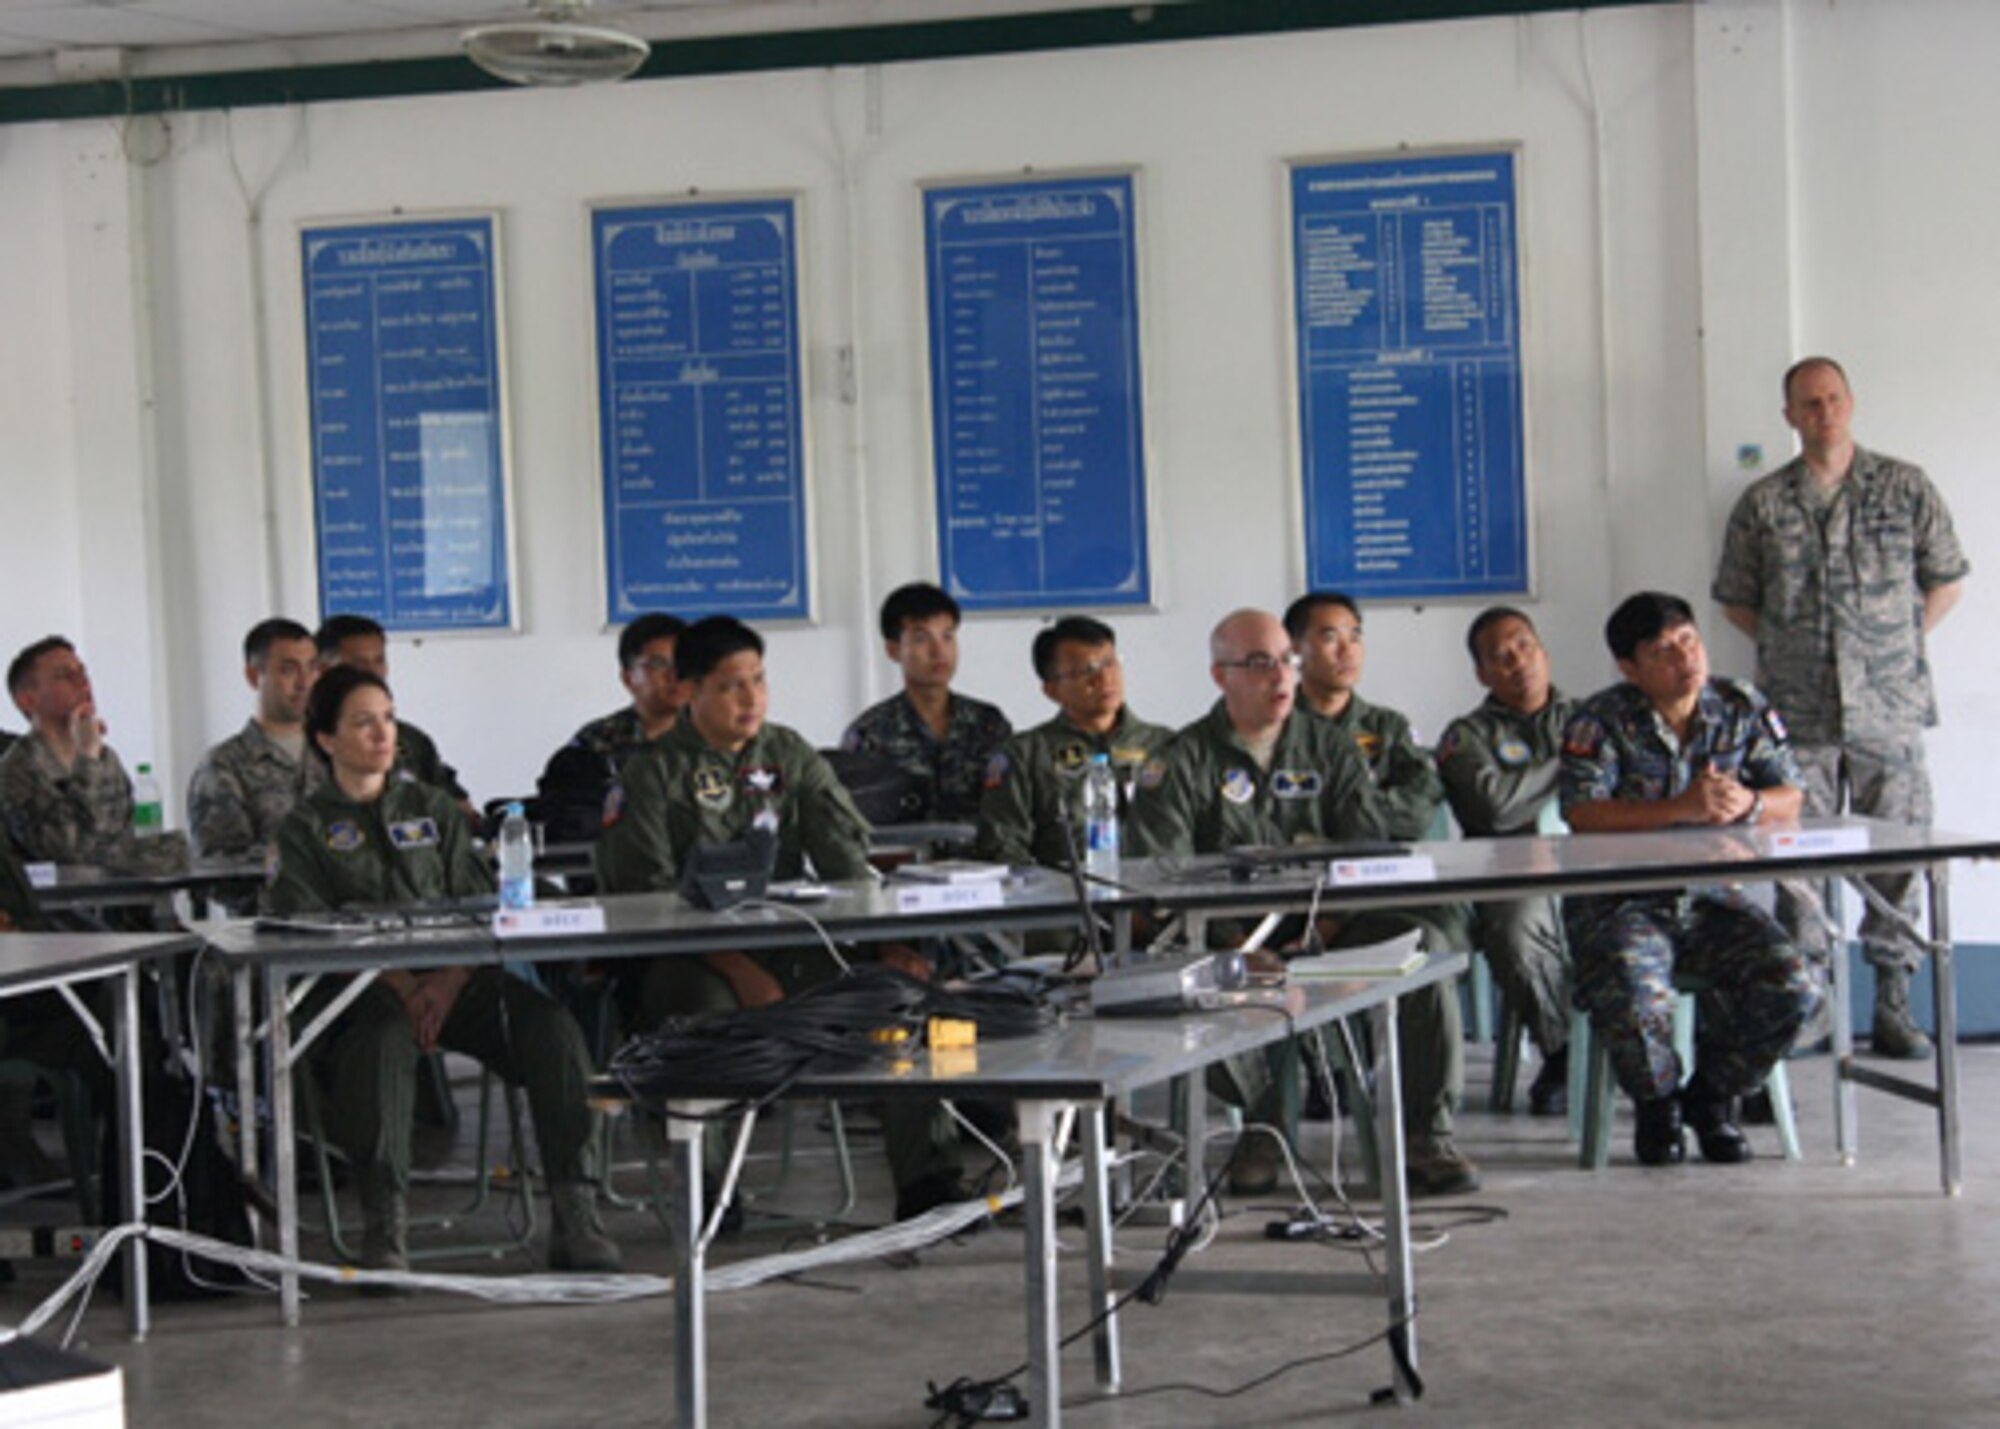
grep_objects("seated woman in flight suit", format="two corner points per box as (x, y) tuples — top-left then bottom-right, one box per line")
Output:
(261, 664), (619, 1276)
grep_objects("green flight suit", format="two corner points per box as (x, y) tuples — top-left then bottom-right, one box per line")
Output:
(595, 718), (959, 1194)
(1436, 691), (1577, 1055)
(262, 778), (596, 1196)
(974, 707), (1174, 869)
(1131, 701), (1463, 1140)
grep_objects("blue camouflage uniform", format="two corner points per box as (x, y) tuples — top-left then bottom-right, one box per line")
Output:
(1559, 678), (1820, 1101)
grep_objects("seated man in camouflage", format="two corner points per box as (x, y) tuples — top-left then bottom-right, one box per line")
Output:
(314, 615), (477, 823)
(188, 618), (325, 861)
(1, 636), (184, 875)
(843, 582), (1011, 824)
(535, 612), (687, 845)
(1130, 609), (1478, 1198)
(1436, 607), (1576, 1116)
(1561, 592), (1819, 1166)
(976, 615), (1172, 870)
(597, 616), (967, 1220)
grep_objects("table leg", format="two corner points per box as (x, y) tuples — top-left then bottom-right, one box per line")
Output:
(1019, 1098), (1063, 1426)
(1828, 879), (1857, 1164)
(266, 968), (301, 1326)
(1081, 1103), (1119, 1394)
(116, 965), (149, 1339)
(232, 966), (262, 1247)
(1369, 995), (1418, 1401)
(1929, 865), (1961, 1196)
(669, 1102), (707, 1429)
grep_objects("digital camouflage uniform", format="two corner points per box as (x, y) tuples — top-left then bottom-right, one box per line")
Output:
(1129, 701), (1463, 1140)
(1713, 447), (1970, 975)
(841, 692), (1012, 823)
(974, 707), (1174, 868)
(393, 719), (469, 805)
(262, 778), (597, 1200)
(186, 719), (329, 860)
(1559, 678), (1820, 1101)
(0, 733), (184, 875)
(535, 706), (666, 845)
(596, 717), (960, 1194)
(1436, 691), (1577, 1056)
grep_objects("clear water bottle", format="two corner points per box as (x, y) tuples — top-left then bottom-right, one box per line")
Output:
(132, 762), (164, 837)
(498, 801), (535, 910)
(1082, 753), (1119, 881)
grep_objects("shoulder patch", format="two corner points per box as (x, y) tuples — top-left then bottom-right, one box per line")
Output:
(1763, 706), (1788, 742)
(602, 783), (626, 828)
(325, 819), (363, 852)
(983, 750), (1013, 790)
(1434, 729), (1459, 765)
(1563, 718), (1605, 761)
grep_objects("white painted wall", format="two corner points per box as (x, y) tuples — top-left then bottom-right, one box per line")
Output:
(1, 0), (1993, 926)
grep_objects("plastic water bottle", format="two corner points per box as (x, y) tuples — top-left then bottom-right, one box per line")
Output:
(132, 762), (164, 837)
(498, 801), (535, 910)
(1082, 753), (1119, 881)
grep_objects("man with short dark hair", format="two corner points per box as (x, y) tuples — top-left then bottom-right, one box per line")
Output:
(1436, 607), (1575, 1115)
(1713, 357), (1970, 1058)
(975, 616), (1172, 869)
(1284, 592), (1444, 839)
(1561, 592), (1819, 1167)
(597, 616), (967, 1219)
(842, 582), (1011, 823)
(0, 637), (172, 872)
(1131, 609), (1478, 1198)
(187, 618), (326, 860)
(314, 615), (475, 819)
(535, 612), (688, 843)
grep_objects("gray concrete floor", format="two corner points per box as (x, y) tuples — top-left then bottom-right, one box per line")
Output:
(9, 1043), (2000, 1427)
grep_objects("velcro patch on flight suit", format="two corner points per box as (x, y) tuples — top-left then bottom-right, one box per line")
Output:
(387, 818), (440, 849)
(325, 820), (364, 852)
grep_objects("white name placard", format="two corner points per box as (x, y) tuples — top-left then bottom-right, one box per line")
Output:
(492, 905), (608, 939)
(24, 862), (57, 890)
(1760, 826), (1872, 857)
(1328, 853), (1438, 887)
(893, 881), (1005, 914)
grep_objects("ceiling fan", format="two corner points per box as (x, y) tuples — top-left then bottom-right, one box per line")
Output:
(462, 0), (652, 86)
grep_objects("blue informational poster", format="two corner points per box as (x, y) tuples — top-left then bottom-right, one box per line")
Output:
(1290, 149), (1529, 600)
(924, 173), (1151, 611)
(301, 215), (513, 631)
(592, 197), (810, 623)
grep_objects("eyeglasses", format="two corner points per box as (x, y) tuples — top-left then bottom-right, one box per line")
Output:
(632, 657), (677, 676)
(1216, 652), (1301, 675)
(1051, 654), (1121, 684)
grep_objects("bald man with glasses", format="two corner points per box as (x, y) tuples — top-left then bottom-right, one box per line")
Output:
(1130, 609), (1478, 1198)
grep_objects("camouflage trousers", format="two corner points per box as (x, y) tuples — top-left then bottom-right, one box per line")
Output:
(1568, 890), (1819, 1102)
(1474, 895), (1571, 1056)
(1777, 738), (1933, 973)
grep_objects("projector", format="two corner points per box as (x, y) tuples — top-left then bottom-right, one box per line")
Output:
(1090, 951), (1286, 1015)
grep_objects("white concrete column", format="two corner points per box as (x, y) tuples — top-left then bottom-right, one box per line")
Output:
(1692, 0), (1796, 672)
(57, 117), (177, 808)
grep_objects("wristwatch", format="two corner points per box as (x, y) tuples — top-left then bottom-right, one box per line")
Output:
(1740, 792), (1766, 827)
